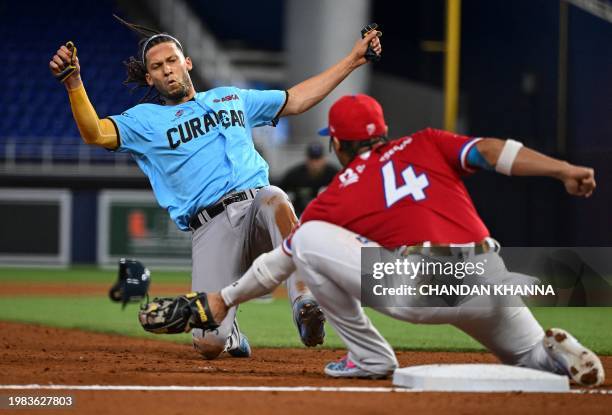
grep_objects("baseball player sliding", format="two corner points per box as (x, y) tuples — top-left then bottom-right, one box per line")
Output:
(49, 19), (382, 359)
(140, 94), (604, 386)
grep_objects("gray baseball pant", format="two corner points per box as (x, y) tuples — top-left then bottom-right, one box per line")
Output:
(191, 186), (309, 359)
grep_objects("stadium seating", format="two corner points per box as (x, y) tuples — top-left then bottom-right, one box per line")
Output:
(0, 0), (141, 164)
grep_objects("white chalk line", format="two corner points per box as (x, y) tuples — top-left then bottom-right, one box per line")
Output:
(0, 385), (611, 394)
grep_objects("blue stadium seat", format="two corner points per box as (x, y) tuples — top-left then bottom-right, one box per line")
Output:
(0, 0), (143, 164)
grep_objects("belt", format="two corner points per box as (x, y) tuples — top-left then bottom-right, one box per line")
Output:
(189, 188), (260, 231)
(400, 238), (499, 257)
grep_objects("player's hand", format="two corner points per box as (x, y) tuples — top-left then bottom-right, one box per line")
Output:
(49, 44), (82, 89)
(350, 29), (382, 67)
(560, 164), (596, 198)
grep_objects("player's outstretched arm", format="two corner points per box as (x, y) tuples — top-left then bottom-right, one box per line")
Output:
(476, 139), (595, 198)
(141, 245), (297, 329)
(197, 245), (298, 324)
(49, 44), (118, 150)
(279, 30), (382, 117)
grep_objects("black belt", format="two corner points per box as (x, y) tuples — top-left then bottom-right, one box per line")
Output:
(189, 188), (259, 231)
(401, 239), (498, 257)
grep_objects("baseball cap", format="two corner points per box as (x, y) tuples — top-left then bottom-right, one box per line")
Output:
(306, 142), (324, 159)
(318, 94), (387, 141)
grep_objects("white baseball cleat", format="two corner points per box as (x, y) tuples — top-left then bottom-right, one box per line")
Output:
(543, 328), (605, 387)
(225, 320), (251, 358)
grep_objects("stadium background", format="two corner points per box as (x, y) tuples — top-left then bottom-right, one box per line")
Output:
(2, 0), (611, 268)
(0, 1), (611, 412)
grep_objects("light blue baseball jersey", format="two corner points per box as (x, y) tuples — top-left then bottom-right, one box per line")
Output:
(108, 87), (287, 231)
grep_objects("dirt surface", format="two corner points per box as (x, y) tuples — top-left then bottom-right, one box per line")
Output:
(0, 321), (610, 414)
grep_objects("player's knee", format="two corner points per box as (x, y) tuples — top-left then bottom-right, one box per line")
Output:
(257, 186), (290, 206)
(192, 329), (226, 360)
(257, 186), (297, 237)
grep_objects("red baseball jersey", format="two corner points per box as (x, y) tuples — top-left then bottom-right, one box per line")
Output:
(290, 128), (489, 249)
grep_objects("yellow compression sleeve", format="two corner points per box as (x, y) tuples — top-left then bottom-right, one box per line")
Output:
(67, 84), (119, 149)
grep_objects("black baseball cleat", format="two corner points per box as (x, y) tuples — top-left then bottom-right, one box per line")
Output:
(293, 297), (326, 347)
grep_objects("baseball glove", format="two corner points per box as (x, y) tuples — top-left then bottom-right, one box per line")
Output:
(138, 292), (219, 334)
(54, 41), (78, 83)
(361, 23), (382, 62)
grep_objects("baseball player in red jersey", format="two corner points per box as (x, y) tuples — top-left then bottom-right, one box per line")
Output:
(143, 94), (603, 386)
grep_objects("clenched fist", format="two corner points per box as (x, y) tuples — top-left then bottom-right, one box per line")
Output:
(49, 42), (82, 89)
(560, 164), (596, 198)
(350, 28), (382, 68)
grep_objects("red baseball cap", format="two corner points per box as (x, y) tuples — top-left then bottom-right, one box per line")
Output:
(318, 94), (387, 141)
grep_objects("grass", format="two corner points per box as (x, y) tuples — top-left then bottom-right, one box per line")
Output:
(0, 266), (190, 284)
(1, 267), (611, 354)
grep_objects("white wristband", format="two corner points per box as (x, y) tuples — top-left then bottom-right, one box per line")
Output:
(495, 139), (523, 176)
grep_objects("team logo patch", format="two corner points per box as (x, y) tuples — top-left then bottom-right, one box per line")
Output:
(171, 108), (194, 122)
(366, 123), (376, 136)
(339, 168), (360, 188)
(213, 94), (240, 103)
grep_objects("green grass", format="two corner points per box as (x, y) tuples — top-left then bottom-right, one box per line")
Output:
(0, 266), (190, 284)
(1, 267), (612, 354)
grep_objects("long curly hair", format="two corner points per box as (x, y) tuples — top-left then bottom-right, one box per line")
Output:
(114, 15), (185, 103)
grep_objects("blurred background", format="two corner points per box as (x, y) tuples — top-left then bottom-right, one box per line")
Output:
(0, 0), (610, 268)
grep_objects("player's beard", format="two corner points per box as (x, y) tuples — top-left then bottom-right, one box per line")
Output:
(159, 71), (193, 103)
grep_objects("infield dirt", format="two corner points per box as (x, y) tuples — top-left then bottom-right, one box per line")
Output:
(0, 321), (611, 415)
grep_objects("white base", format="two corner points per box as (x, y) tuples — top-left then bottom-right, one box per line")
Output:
(392, 364), (570, 392)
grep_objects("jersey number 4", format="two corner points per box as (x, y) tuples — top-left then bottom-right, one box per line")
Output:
(382, 161), (429, 207)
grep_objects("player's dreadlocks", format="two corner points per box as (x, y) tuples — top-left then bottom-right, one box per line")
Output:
(114, 15), (185, 103)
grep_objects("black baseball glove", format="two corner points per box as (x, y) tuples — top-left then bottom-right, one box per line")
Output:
(54, 41), (79, 83)
(138, 292), (220, 334)
(361, 23), (382, 62)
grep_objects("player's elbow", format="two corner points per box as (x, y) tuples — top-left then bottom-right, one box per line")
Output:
(79, 132), (98, 146)
(77, 127), (103, 146)
(77, 120), (118, 149)
(283, 89), (313, 116)
(281, 98), (302, 116)
(476, 138), (505, 167)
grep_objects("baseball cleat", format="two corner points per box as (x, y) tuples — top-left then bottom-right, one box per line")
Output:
(293, 297), (326, 347)
(543, 328), (604, 387)
(225, 320), (251, 358)
(324, 355), (388, 379)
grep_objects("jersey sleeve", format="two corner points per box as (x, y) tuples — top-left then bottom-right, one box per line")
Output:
(423, 128), (483, 174)
(107, 108), (150, 154)
(238, 89), (288, 128)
